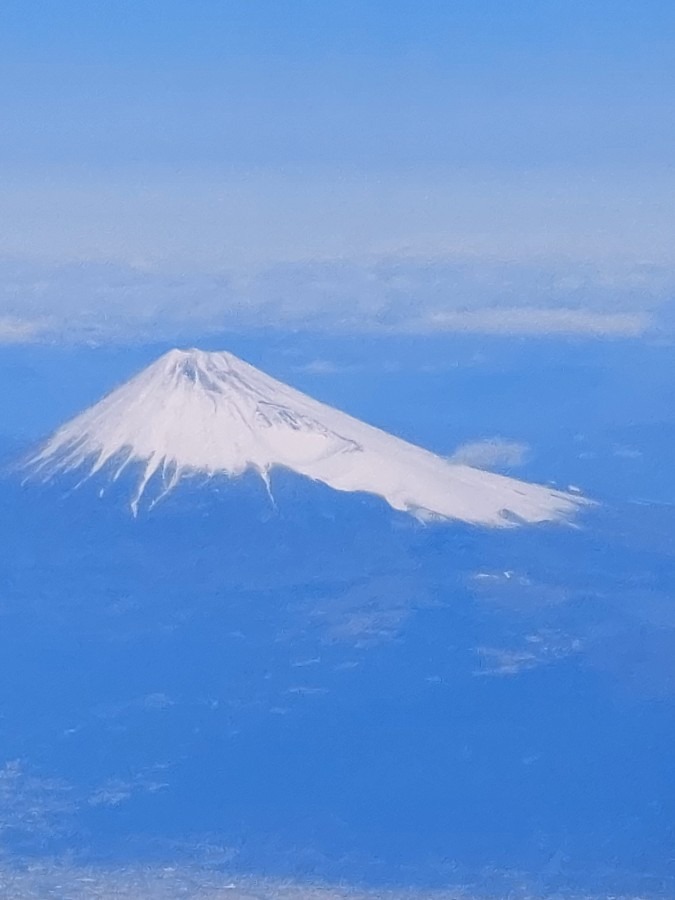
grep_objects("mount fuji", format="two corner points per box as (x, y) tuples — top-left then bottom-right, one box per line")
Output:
(2, 339), (674, 896)
(28, 348), (585, 525)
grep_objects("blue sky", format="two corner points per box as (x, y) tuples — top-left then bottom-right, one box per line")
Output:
(1, 1), (674, 340)
(3, 0), (674, 169)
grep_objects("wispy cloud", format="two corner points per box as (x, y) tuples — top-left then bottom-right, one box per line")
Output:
(420, 308), (650, 337)
(449, 438), (530, 470)
(294, 359), (347, 375)
(0, 316), (46, 343)
(0, 254), (666, 343)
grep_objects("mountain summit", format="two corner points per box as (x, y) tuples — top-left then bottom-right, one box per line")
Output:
(29, 348), (585, 525)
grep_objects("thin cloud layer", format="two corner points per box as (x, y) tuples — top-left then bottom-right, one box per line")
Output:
(0, 316), (46, 344)
(423, 308), (650, 337)
(449, 439), (530, 470)
(0, 254), (667, 343)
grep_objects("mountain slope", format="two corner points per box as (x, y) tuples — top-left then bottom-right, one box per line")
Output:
(29, 348), (585, 525)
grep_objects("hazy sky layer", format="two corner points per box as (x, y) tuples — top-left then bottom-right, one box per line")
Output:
(1, 1), (674, 339)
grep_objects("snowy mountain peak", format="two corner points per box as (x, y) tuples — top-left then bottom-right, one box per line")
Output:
(29, 348), (588, 526)
(156, 347), (244, 382)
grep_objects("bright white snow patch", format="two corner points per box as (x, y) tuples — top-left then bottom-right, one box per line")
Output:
(29, 348), (588, 526)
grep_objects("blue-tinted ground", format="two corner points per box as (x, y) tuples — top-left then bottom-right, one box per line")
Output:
(0, 334), (673, 897)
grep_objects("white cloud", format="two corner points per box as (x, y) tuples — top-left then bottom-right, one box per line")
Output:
(0, 254), (666, 342)
(0, 316), (46, 343)
(449, 439), (530, 470)
(613, 445), (643, 459)
(421, 307), (650, 337)
(295, 359), (345, 375)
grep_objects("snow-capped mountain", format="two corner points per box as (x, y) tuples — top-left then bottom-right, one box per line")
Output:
(28, 348), (586, 525)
